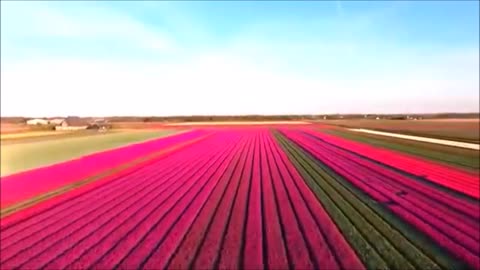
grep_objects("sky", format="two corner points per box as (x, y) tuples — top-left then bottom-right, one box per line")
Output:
(1, 1), (479, 117)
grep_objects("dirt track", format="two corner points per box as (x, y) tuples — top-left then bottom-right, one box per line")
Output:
(350, 128), (480, 150)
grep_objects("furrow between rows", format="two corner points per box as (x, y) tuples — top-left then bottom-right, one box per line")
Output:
(1, 133), (236, 269)
(166, 133), (254, 269)
(284, 130), (480, 268)
(58, 134), (239, 269)
(1, 133), (223, 246)
(280, 130), (472, 268)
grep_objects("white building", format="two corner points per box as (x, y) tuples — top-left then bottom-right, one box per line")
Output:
(26, 119), (49, 125)
(49, 118), (66, 126)
(54, 118), (89, 131)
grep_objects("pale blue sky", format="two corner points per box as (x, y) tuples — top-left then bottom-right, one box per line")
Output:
(1, 1), (479, 117)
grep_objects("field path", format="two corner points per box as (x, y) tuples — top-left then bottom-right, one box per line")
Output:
(350, 128), (480, 150)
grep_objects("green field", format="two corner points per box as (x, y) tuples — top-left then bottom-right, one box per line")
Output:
(315, 119), (480, 143)
(1, 130), (178, 176)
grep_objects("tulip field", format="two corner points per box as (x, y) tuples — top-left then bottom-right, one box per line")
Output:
(1, 127), (479, 269)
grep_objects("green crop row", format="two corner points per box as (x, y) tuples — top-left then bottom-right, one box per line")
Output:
(274, 132), (469, 270)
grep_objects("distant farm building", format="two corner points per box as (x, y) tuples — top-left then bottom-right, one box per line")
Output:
(55, 118), (89, 131)
(88, 118), (111, 131)
(26, 119), (49, 125)
(49, 118), (66, 125)
(53, 118), (110, 131)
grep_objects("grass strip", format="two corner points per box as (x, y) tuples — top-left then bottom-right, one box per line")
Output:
(333, 128), (479, 157)
(1, 130), (121, 145)
(1, 130), (185, 176)
(0, 134), (210, 218)
(377, 129), (480, 144)
(275, 132), (469, 270)
(322, 123), (479, 144)
(325, 129), (479, 171)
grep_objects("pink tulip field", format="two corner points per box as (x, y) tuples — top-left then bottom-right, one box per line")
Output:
(0, 127), (478, 269)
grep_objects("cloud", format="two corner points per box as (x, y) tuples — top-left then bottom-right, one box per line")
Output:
(1, 2), (478, 116)
(2, 45), (478, 117)
(1, 2), (175, 54)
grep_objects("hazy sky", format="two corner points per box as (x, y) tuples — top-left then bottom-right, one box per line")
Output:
(1, 1), (479, 117)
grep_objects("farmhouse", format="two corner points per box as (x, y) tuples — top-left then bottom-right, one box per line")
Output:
(55, 118), (89, 131)
(49, 118), (66, 125)
(26, 119), (49, 125)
